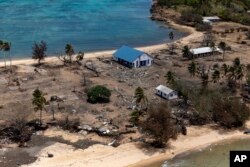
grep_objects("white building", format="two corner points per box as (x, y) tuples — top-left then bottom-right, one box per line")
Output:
(202, 16), (220, 25)
(113, 45), (153, 68)
(190, 47), (222, 57)
(155, 85), (178, 100)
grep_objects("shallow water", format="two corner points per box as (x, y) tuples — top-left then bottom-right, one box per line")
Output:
(0, 0), (185, 58)
(157, 138), (250, 167)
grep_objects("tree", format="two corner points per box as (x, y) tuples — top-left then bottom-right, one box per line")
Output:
(212, 69), (220, 83)
(182, 45), (191, 58)
(87, 85), (111, 103)
(213, 97), (250, 128)
(168, 43), (177, 55)
(65, 44), (75, 63)
(188, 61), (197, 77)
(209, 41), (216, 61)
(32, 41), (47, 65)
(165, 71), (175, 85)
(0, 41), (11, 69)
(141, 103), (178, 147)
(218, 41), (227, 61)
(76, 51), (84, 64)
(134, 87), (148, 110)
(222, 63), (229, 75)
(32, 88), (46, 125)
(169, 31), (174, 41)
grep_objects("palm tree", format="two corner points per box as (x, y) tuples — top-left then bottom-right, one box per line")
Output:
(65, 44), (74, 63)
(222, 63), (229, 75)
(165, 71), (175, 85)
(209, 41), (216, 60)
(134, 87), (148, 110)
(169, 31), (174, 41)
(188, 61), (197, 77)
(212, 69), (220, 83)
(32, 41), (47, 65)
(3, 42), (11, 70)
(32, 88), (46, 125)
(218, 41), (226, 61)
(182, 45), (191, 58)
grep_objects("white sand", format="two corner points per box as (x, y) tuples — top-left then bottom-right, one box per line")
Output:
(21, 125), (250, 167)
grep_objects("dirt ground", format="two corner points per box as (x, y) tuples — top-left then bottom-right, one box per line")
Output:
(0, 20), (249, 166)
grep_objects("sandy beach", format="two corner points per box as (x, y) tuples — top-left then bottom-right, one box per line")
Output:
(19, 123), (250, 167)
(0, 20), (201, 68)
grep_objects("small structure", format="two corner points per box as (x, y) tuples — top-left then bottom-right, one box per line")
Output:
(189, 47), (221, 58)
(155, 85), (178, 100)
(202, 16), (220, 25)
(113, 45), (153, 68)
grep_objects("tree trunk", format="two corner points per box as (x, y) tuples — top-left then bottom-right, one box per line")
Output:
(223, 51), (225, 61)
(39, 110), (42, 125)
(4, 52), (6, 69)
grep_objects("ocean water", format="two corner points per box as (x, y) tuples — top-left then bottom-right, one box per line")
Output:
(157, 138), (250, 167)
(0, 0), (185, 58)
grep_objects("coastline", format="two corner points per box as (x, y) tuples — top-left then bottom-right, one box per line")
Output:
(0, 19), (198, 68)
(20, 124), (250, 167)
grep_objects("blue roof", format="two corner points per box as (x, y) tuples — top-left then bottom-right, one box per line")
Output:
(113, 45), (145, 63)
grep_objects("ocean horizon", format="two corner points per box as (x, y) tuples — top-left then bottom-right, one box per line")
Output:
(0, 0), (185, 58)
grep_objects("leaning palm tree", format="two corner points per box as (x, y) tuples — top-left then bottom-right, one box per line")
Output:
(188, 61), (197, 77)
(165, 71), (175, 85)
(218, 41), (226, 61)
(65, 44), (74, 63)
(134, 87), (148, 110)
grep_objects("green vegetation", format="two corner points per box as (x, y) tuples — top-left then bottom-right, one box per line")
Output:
(87, 85), (111, 103)
(0, 40), (11, 69)
(32, 41), (47, 65)
(32, 88), (47, 125)
(157, 0), (250, 26)
(134, 87), (148, 110)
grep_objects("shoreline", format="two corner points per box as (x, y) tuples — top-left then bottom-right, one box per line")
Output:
(0, 19), (197, 68)
(128, 127), (250, 167)
(20, 125), (250, 167)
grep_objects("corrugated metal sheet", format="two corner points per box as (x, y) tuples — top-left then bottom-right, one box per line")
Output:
(190, 47), (221, 55)
(156, 85), (174, 94)
(113, 45), (145, 63)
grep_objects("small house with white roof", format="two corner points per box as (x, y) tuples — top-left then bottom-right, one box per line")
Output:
(190, 47), (222, 58)
(113, 45), (153, 68)
(155, 85), (178, 100)
(202, 16), (220, 25)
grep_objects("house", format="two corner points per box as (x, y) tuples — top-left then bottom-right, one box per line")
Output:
(113, 45), (153, 68)
(155, 85), (178, 100)
(189, 47), (222, 58)
(202, 16), (220, 25)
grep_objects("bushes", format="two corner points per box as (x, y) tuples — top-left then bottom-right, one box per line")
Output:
(87, 85), (111, 103)
(213, 98), (250, 128)
(140, 103), (178, 148)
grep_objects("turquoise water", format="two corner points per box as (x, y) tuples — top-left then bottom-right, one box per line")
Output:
(0, 0), (184, 58)
(158, 138), (250, 167)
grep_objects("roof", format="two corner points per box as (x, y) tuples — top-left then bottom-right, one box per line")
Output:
(156, 85), (174, 94)
(113, 45), (145, 63)
(202, 16), (220, 20)
(190, 47), (221, 55)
